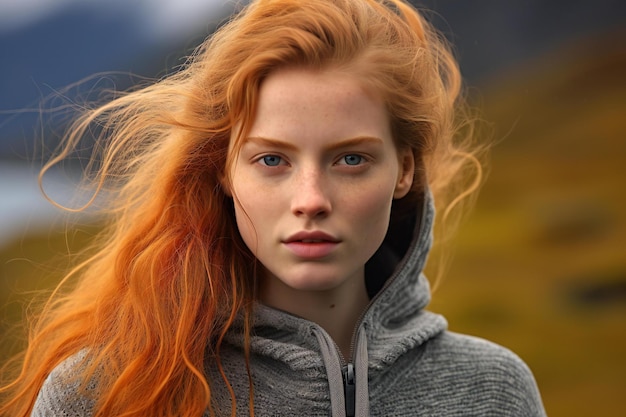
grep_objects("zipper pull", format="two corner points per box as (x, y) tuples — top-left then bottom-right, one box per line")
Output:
(343, 363), (355, 417)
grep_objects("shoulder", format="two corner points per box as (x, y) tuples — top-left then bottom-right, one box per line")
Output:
(419, 331), (547, 416)
(31, 350), (96, 417)
(428, 330), (530, 366)
(428, 331), (534, 374)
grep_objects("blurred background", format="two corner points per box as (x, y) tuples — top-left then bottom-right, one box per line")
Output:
(1, 0), (625, 415)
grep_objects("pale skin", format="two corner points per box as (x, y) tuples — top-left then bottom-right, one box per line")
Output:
(227, 67), (414, 358)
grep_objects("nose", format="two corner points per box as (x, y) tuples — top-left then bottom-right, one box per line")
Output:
(291, 169), (332, 218)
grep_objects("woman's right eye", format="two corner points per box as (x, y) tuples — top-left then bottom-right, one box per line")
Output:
(259, 155), (283, 167)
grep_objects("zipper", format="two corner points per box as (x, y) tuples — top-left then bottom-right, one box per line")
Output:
(342, 363), (356, 417)
(337, 253), (409, 417)
(323, 241), (418, 417)
(329, 336), (356, 417)
(337, 259), (403, 416)
(337, 243), (414, 417)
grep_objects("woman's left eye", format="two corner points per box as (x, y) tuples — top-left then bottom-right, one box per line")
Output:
(339, 154), (364, 166)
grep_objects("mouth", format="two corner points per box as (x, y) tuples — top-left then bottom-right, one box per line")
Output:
(283, 232), (340, 258)
(284, 231), (340, 244)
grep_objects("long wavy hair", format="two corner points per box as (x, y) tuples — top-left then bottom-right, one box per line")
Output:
(0, 0), (483, 415)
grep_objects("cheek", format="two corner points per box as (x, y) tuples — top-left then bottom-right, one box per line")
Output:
(345, 181), (395, 233)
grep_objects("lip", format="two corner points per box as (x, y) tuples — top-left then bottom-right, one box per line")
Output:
(283, 231), (340, 259)
(284, 231), (340, 243)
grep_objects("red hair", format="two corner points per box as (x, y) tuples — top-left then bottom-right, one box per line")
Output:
(1, 1), (483, 415)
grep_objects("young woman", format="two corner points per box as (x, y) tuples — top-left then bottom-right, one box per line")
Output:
(1, 0), (546, 416)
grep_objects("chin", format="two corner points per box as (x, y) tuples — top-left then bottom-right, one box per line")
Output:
(280, 275), (343, 292)
(272, 265), (360, 293)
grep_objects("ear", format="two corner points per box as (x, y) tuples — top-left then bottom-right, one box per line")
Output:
(393, 148), (415, 199)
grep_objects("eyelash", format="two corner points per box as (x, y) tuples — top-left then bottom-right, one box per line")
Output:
(254, 153), (368, 168)
(258, 155), (285, 167)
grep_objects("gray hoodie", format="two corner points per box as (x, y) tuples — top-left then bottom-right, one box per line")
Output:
(32, 192), (546, 416)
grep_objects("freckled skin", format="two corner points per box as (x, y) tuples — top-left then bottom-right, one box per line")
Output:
(229, 67), (414, 314)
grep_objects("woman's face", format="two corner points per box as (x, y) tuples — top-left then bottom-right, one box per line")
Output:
(228, 67), (414, 298)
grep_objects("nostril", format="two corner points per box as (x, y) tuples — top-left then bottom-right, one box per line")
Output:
(293, 204), (331, 218)
(291, 189), (331, 217)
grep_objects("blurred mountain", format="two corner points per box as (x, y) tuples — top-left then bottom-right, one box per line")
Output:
(1, 6), (147, 159)
(1, 0), (625, 160)
(0, 2), (225, 160)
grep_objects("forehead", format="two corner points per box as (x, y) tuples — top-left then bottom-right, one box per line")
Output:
(259, 66), (382, 108)
(246, 67), (391, 143)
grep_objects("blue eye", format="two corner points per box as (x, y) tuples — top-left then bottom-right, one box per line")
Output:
(342, 154), (363, 165)
(261, 155), (283, 166)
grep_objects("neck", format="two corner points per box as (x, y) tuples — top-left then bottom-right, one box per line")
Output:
(259, 272), (369, 360)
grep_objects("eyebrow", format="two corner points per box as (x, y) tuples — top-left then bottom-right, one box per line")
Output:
(243, 136), (384, 151)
